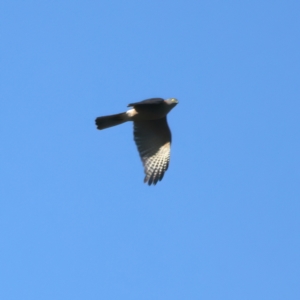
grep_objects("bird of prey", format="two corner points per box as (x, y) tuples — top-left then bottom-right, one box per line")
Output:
(95, 98), (178, 185)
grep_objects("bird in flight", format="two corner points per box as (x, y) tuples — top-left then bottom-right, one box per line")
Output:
(95, 98), (178, 185)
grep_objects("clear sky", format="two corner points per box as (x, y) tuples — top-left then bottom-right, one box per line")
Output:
(1, 1), (299, 299)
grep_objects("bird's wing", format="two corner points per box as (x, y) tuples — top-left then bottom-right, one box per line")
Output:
(128, 98), (164, 107)
(133, 117), (171, 185)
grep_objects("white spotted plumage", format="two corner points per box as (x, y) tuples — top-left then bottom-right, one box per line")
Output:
(133, 119), (172, 185)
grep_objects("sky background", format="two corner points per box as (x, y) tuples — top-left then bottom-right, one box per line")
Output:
(1, 1), (299, 299)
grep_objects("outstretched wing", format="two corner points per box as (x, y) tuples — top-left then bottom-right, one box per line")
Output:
(128, 98), (164, 107)
(133, 117), (171, 185)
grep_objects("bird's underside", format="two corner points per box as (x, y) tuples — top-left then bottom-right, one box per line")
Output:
(95, 98), (178, 185)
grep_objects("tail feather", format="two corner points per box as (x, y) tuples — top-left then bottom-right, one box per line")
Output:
(95, 112), (128, 130)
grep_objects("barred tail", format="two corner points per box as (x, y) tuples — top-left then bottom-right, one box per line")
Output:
(95, 112), (128, 130)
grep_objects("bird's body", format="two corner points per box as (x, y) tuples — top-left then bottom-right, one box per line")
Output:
(95, 98), (178, 185)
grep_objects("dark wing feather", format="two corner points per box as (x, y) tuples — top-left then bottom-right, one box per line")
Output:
(128, 98), (164, 107)
(133, 117), (171, 185)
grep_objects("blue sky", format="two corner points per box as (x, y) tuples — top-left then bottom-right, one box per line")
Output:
(1, 1), (299, 299)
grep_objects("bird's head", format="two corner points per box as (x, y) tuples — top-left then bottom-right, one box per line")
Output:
(165, 98), (179, 106)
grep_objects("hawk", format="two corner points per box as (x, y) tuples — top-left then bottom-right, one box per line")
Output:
(95, 98), (178, 185)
